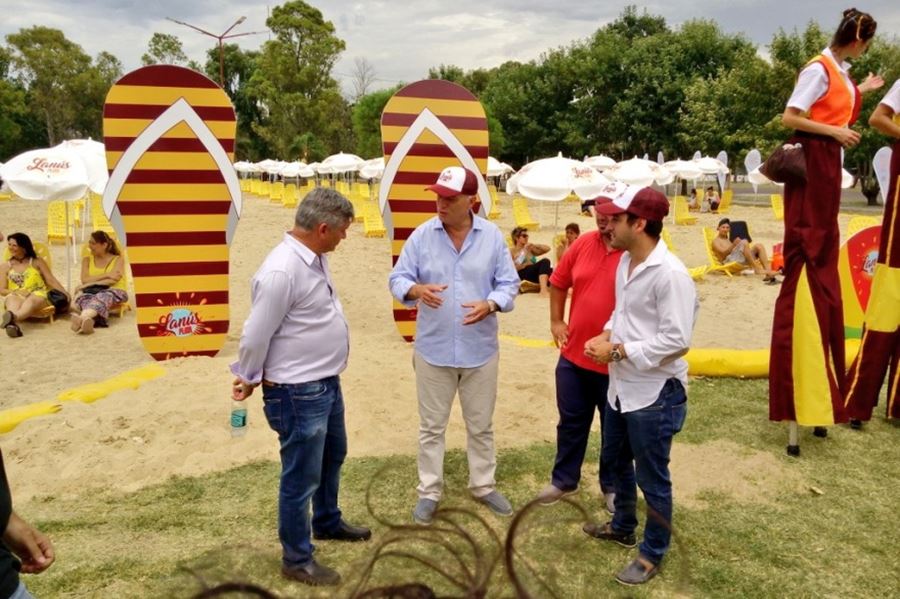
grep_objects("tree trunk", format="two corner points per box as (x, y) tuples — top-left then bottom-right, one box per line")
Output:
(859, 174), (881, 206)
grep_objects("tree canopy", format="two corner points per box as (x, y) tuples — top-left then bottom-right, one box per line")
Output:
(1, 2), (899, 197)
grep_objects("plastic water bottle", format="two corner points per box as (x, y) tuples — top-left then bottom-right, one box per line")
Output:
(230, 399), (248, 437)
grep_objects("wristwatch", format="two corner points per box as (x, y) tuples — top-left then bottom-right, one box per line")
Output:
(609, 344), (624, 362)
(487, 300), (499, 313)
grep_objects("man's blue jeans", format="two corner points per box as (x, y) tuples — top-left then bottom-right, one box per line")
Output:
(553, 356), (615, 493)
(262, 375), (347, 567)
(601, 378), (687, 565)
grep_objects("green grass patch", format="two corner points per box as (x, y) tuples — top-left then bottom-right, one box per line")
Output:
(22, 379), (900, 598)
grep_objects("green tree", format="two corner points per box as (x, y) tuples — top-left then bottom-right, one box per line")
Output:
(141, 33), (189, 66)
(352, 86), (400, 158)
(5, 26), (93, 145)
(204, 43), (269, 160)
(71, 51), (123, 140)
(248, 0), (349, 159)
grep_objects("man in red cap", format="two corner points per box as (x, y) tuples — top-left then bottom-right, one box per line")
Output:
(582, 185), (698, 586)
(389, 166), (520, 525)
(534, 183), (625, 512)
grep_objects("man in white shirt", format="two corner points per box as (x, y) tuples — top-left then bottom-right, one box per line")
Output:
(582, 185), (698, 586)
(230, 188), (369, 587)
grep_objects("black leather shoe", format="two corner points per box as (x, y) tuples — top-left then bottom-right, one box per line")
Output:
(281, 560), (341, 586)
(313, 520), (371, 542)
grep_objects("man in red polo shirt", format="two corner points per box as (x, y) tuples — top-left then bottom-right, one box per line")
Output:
(534, 183), (625, 511)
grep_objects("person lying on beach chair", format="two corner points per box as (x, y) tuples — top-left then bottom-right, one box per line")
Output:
(711, 218), (779, 284)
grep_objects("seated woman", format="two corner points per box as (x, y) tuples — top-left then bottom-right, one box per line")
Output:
(704, 186), (721, 213)
(688, 188), (700, 210)
(70, 231), (129, 335)
(510, 226), (552, 296)
(1, 232), (70, 338)
(555, 222), (580, 262)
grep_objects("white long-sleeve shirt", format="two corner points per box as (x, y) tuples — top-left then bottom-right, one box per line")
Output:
(230, 232), (349, 385)
(604, 239), (698, 412)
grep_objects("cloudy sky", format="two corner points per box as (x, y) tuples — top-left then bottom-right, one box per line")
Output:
(2, 1), (898, 95)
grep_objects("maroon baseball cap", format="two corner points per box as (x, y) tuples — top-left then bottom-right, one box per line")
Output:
(596, 185), (669, 221)
(425, 166), (480, 197)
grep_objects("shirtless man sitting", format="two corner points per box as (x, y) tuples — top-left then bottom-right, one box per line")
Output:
(711, 218), (779, 284)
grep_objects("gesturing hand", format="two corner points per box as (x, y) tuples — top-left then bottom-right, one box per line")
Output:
(3, 513), (54, 574)
(462, 300), (491, 325)
(858, 72), (885, 94)
(413, 284), (447, 309)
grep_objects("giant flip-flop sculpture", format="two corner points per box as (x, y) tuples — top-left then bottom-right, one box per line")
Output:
(380, 80), (492, 341)
(102, 65), (240, 360)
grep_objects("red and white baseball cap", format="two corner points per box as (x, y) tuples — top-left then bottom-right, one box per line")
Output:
(425, 166), (479, 197)
(587, 181), (629, 207)
(596, 184), (669, 221)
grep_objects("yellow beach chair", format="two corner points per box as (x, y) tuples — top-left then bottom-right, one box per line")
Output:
(702, 227), (746, 277)
(717, 189), (733, 214)
(363, 200), (386, 238)
(770, 194), (784, 221)
(674, 196), (697, 225)
(270, 181), (284, 203)
(487, 184), (501, 220)
(512, 196), (539, 229)
(282, 183), (298, 208)
(661, 227), (676, 252)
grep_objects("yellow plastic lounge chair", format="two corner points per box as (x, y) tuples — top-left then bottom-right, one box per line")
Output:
(661, 227), (676, 252)
(270, 181), (284, 203)
(78, 243), (133, 318)
(846, 215), (880, 237)
(363, 200), (386, 238)
(0, 191), (13, 202)
(513, 196), (539, 229)
(282, 183), (298, 208)
(688, 265), (708, 280)
(717, 189), (733, 214)
(2, 242), (58, 322)
(674, 196), (697, 225)
(239, 179), (250, 193)
(487, 184), (501, 220)
(46, 201), (77, 245)
(770, 194), (784, 221)
(702, 227), (746, 277)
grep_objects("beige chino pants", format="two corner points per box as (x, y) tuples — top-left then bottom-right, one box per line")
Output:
(414, 351), (499, 501)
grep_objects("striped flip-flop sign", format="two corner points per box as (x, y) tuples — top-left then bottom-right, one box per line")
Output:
(380, 80), (490, 341)
(102, 65), (241, 360)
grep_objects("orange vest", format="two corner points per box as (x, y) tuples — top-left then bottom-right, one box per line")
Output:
(806, 54), (856, 127)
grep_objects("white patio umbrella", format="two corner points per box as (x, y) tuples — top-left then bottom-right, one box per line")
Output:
(359, 157), (385, 180)
(487, 156), (514, 177)
(873, 146), (892, 205)
(664, 159), (703, 181)
(605, 157), (673, 187)
(505, 153), (610, 202)
(0, 146), (91, 290)
(744, 149), (762, 193)
(279, 161), (308, 178)
(319, 152), (364, 174)
(585, 155), (616, 172)
(54, 139), (107, 195)
(694, 156), (730, 176)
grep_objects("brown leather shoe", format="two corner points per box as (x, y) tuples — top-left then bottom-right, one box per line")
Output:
(281, 560), (341, 586)
(313, 520), (371, 542)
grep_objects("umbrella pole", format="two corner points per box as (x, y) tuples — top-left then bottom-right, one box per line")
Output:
(65, 206), (73, 292)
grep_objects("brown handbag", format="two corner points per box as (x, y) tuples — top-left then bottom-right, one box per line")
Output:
(760, 142), (806, 185)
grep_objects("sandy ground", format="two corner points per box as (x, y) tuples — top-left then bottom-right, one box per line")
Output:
(0, 188), (867, 504)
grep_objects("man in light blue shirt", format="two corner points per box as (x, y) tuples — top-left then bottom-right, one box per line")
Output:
(389, 166), (520, 524)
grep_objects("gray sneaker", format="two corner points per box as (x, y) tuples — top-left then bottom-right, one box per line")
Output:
(615, 555), (659, 585)
(412, 498), (438, 525)
(477, 490), (513, 516)
(534, 484), (578, 506)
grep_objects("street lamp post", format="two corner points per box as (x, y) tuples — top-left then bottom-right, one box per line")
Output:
(166, 16), (266, 87)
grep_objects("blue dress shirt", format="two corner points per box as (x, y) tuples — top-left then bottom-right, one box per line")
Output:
(389, 214), (519, 368)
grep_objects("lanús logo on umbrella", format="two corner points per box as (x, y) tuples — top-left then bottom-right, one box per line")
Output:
(26, 157), (73, 173)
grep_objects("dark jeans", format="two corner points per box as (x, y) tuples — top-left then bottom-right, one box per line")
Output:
(552, 356), (614, 493)
(601, 378), (687, 565)
(518, 258), (552, 283)
(262, 375), (347, 567)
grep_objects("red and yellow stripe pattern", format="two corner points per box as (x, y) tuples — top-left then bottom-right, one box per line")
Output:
(381, 80), (489, 341)
(103, 65), (237, 360)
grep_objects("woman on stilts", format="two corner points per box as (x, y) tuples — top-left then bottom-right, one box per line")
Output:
(768, 8), (883, 454)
